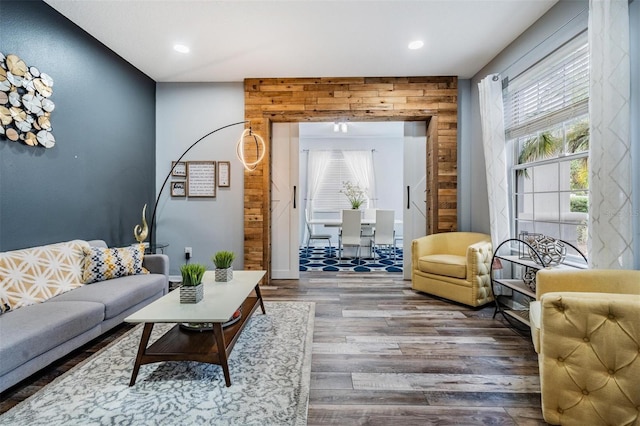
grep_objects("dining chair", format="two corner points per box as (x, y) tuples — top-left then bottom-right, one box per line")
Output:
(371, 209), (395, 259)
(360, 208), (376, 256)
(304, 209), (333, 253)
(339, 209), (363, 263)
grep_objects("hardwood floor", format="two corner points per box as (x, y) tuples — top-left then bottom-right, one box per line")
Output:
(1, 271), (546, 425)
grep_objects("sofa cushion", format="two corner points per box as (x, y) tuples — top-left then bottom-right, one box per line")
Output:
(0, 300), (104, 376)
(417, 254), (467, 279)
(49, 273), (166, 320)
(82, 244), (146, 284)
(0, 240), (89, 313)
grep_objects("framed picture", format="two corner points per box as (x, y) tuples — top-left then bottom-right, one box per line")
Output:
(171, 161), (187, 177)
(217, 161), (230, 187)
(187, 161), (216, 197)
(170, 181), (186, 197)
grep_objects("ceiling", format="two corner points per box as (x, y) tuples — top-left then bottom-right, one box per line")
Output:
(43, 0), (558, 83)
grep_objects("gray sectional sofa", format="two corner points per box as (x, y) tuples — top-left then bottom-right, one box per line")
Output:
(0, 239), (169, 393)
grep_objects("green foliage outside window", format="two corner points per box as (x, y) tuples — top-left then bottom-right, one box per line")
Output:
(570, 195), (588, 213)
(517, 118), (589, 193)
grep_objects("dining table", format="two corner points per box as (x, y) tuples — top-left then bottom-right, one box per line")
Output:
(307, 218), (402, 228)
(307, 216), (402, 258)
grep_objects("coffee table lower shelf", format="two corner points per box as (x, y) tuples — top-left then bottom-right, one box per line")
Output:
(129, 295), (263, 387)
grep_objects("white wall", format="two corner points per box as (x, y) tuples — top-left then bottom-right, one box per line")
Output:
(156, 83), (245, 274)
(457, 79), (472, 231)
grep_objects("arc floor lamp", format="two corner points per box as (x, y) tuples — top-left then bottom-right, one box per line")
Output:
(134, 120), (266, 246)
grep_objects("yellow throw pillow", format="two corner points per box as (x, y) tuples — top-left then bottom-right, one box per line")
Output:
(82, 244), (146, 284)
(0, 240), (89, 313)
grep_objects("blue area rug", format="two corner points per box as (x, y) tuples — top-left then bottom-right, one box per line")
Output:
(299, 246), (403, 273)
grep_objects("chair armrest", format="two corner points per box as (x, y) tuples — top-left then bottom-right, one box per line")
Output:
(536, 269), (640, 299)
(529, 301), (541, 353)
(411, 236), (437, 269)
(143, 254), (169, 276)
(465, 240), (492, 280)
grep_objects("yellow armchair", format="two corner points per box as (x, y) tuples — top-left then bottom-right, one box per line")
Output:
(411, 232), (493, 307)
(529, 269), (640, 426)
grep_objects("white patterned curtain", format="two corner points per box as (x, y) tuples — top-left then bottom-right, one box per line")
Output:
(306, 150), (331, 215)
(588, 0), (634, 269)
(478, 74), (511, 248)
(343, 150), (376, 208)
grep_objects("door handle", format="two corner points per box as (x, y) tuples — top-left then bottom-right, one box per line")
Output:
(293, 186), (297, 209)
(407, 186), (410, 209)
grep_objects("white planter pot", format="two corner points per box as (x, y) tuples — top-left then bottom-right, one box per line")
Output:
(180, 283), (203, 303)
(215, 267), (233, 282)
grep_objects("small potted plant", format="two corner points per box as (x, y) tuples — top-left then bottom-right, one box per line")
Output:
(212, 250), (235, 282)
(179, 263), (206, 303)
(341, 181), (366, 210)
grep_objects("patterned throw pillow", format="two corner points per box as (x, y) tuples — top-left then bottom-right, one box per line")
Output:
(0, 240), (89, 313)
(82, 244), (146, 284)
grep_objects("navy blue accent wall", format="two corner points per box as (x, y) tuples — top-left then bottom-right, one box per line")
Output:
(0, 0), (156, 251)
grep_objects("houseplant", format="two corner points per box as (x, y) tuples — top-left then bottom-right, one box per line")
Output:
(179, 263), (206, 303)
(212, 250), (235, 282)
(340, 181), (366, 209)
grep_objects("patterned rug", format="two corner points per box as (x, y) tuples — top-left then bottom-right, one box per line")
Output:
(0, 302), (314, 426)
(299, 246), (403, 273)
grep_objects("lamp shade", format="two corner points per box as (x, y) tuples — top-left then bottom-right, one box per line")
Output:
(236, 128), (266, 171)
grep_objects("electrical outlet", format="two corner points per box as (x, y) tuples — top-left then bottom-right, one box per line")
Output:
(184, 247), (192, 255)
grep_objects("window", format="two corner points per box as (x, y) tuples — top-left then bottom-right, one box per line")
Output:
(313, 151), (369, 211)
(503, 32), (589, 256)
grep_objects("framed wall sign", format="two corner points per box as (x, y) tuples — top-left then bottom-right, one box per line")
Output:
(171, 161), (187, 177)
(217, 161), (230, 187)
(170, 181), (186, 197)
(187, 161), (216, 197)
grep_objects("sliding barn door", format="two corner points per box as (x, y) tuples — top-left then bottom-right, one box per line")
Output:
(271, 123), (300, 279)
(403, 122), (428, 279)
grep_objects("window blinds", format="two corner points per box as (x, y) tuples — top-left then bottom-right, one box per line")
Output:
(315, 151), (357, 210)
(503, 32), (589, 139)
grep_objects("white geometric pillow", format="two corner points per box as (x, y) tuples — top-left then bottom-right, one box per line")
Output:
(0, 240), (89, 313)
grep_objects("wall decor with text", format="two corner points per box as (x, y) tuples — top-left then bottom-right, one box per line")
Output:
(0, 53), (56, 148)
(170, 181), (186, 197)
(187, 161), (216, 197)
(171, 161), (187, 177)
(217, 161), (230, 187)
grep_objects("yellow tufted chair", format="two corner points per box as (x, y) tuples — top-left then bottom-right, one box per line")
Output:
(411, 232), (493, 307)
(529, 269), (640, 426)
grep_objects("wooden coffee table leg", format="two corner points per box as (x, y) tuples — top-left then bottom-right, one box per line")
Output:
(254, 284), (266, 314)
(212, 322), (231, 386)
(129, 323), (154, 386)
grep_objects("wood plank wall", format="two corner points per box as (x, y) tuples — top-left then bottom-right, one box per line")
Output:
(243, 76), (458, 277)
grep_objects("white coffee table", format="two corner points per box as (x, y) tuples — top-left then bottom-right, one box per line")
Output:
(125, 270), (266, 387)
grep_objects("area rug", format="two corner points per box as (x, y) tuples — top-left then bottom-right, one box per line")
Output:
(299, 246), (403, 273)
(0, 301), (315, 426)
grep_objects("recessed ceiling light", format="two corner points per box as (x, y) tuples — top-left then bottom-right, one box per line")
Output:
(173, 44), (190, 54)
(408, 40), (424, 50)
